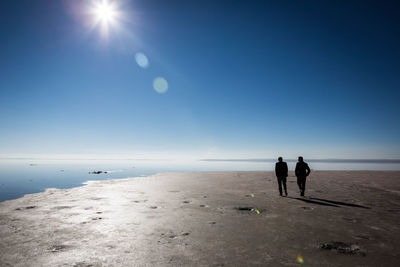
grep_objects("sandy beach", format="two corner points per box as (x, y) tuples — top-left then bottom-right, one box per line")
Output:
(1, 171), (400, 266)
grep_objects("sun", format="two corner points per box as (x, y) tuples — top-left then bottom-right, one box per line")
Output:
(94, 1), (116, 23)
(90, 0), (120, 38)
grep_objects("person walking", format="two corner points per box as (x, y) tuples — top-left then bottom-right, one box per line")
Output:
(275, 157), (288, 196)
(295, 156), (311, 196)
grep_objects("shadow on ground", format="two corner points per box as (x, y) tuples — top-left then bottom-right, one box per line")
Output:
(287, 196), (371, 209)
(310, 197), (371, 209)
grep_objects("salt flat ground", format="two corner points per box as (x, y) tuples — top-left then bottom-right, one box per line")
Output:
(0, 171), (399, 266)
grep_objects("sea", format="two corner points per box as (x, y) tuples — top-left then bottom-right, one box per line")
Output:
(1, 158), (400, 202)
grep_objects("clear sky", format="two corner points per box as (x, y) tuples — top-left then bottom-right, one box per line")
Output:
(0, 0), (399, 159)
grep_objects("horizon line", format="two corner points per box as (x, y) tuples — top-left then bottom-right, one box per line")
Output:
(0, 157), (400, 164)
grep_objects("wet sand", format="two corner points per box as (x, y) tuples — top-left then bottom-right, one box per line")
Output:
(1, 171), (400, 266)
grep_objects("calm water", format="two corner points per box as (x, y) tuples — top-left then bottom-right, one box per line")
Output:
(1, 159), (400, 202)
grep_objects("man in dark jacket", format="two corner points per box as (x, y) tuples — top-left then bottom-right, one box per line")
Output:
(295, 156), (311, 196)
(275, 157), (288, 196)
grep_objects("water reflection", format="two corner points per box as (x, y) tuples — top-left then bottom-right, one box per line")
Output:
(0, 159), (399, 202)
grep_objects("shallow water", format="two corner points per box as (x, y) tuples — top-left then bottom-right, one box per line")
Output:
(0, 159), (399, 202)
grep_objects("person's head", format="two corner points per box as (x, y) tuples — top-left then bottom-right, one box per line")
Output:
(278, 157), (283, 162)
(298, 156), (303, 162)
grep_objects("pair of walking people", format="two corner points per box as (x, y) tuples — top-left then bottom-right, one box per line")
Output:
(275, 156), (311, 197)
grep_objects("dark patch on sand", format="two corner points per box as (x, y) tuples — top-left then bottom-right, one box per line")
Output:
(73, 261), (101, 267)
(52, 206), (73, 210)
(89, 197), (103, 201)
(343, 217), (357, 223)
(235, 206), (254, 211)
(320, 242), (364, 255)
(49, 245), (69, 252)
(387, 209), (400, 214)
(234, 207), (264, 214)
(15, 206), (37, 210)
(133, 200), (148, 203)
(354, 235), (370, 240)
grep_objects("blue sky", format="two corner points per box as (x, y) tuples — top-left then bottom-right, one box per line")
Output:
(0, 0), (399, 159)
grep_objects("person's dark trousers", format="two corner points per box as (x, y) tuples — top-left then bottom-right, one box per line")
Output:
(297, 176), (307, 196)
(277, 176), (287, 196)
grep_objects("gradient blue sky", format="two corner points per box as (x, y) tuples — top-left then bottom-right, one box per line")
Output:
(0, 0), (399, 159)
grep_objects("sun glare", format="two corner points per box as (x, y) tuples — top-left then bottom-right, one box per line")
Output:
(90, 0), (120, 38)
(95, 1), (115, 22)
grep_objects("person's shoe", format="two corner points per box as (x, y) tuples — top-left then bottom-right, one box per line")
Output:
(300, 192), (305, 197)
(285, 192), (288, 196)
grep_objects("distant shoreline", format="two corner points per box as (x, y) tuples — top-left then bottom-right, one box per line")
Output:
(201, 158), (400, 163)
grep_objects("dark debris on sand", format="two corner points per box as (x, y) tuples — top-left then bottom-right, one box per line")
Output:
(320, 241), (365, 256)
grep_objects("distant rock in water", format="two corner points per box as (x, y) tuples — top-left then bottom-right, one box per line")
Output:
(89, 171), (108, 174)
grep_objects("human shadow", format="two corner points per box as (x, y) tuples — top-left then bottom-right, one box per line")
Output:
(310, 197), (371, 209)
(287, 197), (340, 207)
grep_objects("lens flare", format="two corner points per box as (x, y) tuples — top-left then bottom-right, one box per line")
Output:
(135, 52), (149, 68)
(297, 255), (304, 264)
(153, 77), (168, 94)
